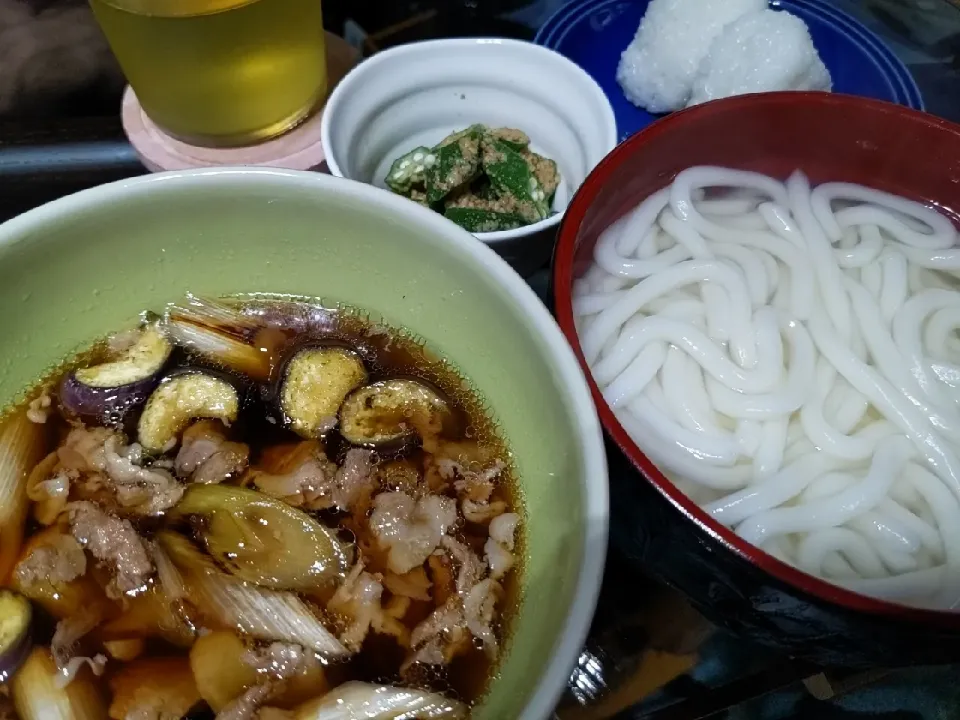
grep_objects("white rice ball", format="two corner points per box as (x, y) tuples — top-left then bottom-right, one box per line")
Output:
(616, 0), (765, 113)
(687, 9), (832, 108)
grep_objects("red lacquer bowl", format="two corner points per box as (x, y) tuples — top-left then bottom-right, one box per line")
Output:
(552, 92), (960, 666)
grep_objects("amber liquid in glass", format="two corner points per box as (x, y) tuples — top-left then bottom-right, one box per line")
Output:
(91, 0), (327, 146)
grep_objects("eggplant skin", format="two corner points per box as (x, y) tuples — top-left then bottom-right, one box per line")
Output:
(75, 326), (171, 388)
(280, 346), (368, 439)
(339, 378), (450, 449)
(137, 370), (240, 454)
(0, 590), (32, 684)
(60, 326), (172, 428)
(60, 373), (159, 429)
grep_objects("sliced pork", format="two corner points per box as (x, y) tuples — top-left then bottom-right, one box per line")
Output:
(326, 563), (384, 652)
(175, 420), (249, 484)
(370, 492), (457, 575)
(67, 501), (153, 598)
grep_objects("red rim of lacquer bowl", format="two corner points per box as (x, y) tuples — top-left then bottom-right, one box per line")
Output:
(552, 91), (960, 628)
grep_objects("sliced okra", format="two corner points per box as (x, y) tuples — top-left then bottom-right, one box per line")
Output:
(409, 189), (430, 207)
(437, 123), (486, 148)
(425, 127), (484, 204)
(468, 175), (498, 202)
(385, 146), (436, 194)
(487, 127), (530, 152)
(525, 151), (561, 199)
(480, 137), (550, 224)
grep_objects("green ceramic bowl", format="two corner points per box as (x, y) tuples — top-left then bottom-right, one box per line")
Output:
(0, 168), (609, 719)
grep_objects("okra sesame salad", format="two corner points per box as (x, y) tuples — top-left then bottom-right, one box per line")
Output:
(384, 124), (561, 234)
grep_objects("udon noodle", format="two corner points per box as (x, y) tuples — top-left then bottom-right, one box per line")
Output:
(574, 166), (960, 609)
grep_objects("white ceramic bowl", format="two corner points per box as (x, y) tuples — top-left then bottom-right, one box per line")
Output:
(320, 38), (618, 275)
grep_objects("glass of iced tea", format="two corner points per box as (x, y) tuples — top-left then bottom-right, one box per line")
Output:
(91, 0), (328, 146)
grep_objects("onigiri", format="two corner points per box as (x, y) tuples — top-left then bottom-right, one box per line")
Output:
(616, 0), (765, 113)
(686, 9), (832, 107)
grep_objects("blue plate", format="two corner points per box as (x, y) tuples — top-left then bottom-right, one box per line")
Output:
(535, 0), (924, 142)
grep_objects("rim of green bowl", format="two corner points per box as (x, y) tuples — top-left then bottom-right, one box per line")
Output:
(0, 166), (611, 718)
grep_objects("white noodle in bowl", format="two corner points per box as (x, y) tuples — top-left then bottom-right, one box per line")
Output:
(573, 165), (960, 610)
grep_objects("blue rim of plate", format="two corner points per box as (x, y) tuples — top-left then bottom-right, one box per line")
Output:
(535, 0), (924, 112)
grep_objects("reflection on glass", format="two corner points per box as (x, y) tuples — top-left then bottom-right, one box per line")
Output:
(91, 0), (328, 146)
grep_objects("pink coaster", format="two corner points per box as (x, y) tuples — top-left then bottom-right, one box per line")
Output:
(122, 32), (357, 173)
(123, 88), (328, 172)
